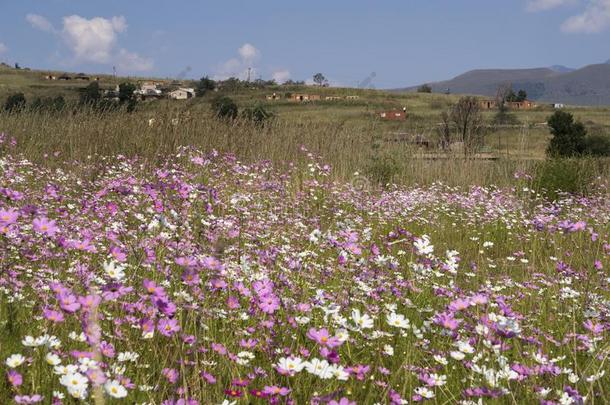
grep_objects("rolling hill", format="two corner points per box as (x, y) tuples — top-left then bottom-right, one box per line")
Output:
(397, 63), (610, 106)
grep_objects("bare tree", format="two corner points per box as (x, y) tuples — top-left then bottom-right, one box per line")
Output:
(451, 96), (485, 157)
(436, 110), (452, 151)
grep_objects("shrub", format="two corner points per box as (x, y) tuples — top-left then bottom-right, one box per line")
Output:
(417, 84), (432, 93)
(242, 105), (273, 126)
(532, 158), (599, 200)
(211, 96), (238, 120)
(365, 154), (400, 187)
(4, 93), (26, 113)
(583, 134), (610, 157)
(546, 111), (586, 157)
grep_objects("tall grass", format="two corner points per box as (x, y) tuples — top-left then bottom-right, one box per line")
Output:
(1, 107), (609, 190)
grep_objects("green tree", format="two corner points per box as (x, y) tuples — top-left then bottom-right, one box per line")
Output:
(4, 93), (26, 113)
(516, 89), (527, 102)
(417, 84), (432, 93)
(583, 134), (610, 157)
(195, 76), (216, 97)
(211, 96), (238, 120)
(80, 82), (102, 105)
(242, 105), (273, 126)
(546, 111), (587, 157)
(118, 82), (137, 112)
(313, 73), (327, 87)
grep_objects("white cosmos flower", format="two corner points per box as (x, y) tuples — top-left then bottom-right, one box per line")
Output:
(104, 379), (128, 398)
(450, 351), (466, 361)
(22, 335), (42, 347)
(351, 308), (374, 329)
(60, 372), (89, 399)
(414, 235), (434, 255)
(103, 260), (125, 280)
(415, 386), (435, 399)
(5, 354), (25, 368)
(387, 312), (410, 329)
(46, 353), (61, 366)
(305, 358), (333, 379)
(329, 364), (350, 380)
(276, 357), (305, 374)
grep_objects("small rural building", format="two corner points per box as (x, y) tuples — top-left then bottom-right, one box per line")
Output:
(325, 96), (343, 101)
(345, 95), (360, 100)
(74, 74), (90, 81)
(266, 93), (282, 100)
(553, 103), (565, 109)
(44, 75), (57, 80)
(506, 100), (536, 109)
(290, 93), (321, 102)
(479, 100), (498, 109)
(379, 109), (406, 121)
(169, 88), (195, 100)
(57, 75), (72, 81)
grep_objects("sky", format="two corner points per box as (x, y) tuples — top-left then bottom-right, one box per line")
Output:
(0, 0), (609, 88)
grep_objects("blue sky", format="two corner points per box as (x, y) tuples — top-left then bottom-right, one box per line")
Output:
(0, 0), (609, 88)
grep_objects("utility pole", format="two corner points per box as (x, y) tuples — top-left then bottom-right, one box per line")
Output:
(247, 67), (251, 82)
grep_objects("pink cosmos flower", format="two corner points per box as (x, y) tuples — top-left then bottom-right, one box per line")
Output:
(262, 386), (291, 396)
(7, 370), (22, 387)
(43, 308), (64, 323)
(32, 217), (58, 237)
(58, 292), (81, 313)
(0, 208), (18, 225)
(306, 328), (342, 348)
(14, 395), (43, 404)
(158, 318), (181, 337)
(329, 398), (356, 405)
(258, 294), (280, 314)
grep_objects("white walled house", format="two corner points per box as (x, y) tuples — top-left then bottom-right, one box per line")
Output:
(169, 88), (195, 100)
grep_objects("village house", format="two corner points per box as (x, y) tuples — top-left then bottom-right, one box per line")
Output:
(378, 108), (407, 121)
(325, 96), (343, 101)
(553, 103), (565, 109)
(266, 93), (282, 100)
(345, 95), (360, 100)
(44, 75), (57, 80)
(169, 88), (195, 100)
(290, 93), (321, 102)
(479, 99), (536, 110)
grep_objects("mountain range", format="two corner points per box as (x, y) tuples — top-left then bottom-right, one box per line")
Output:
(396, 61), (610, 106)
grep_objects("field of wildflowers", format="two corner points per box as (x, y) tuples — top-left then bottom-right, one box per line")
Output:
(0, 140), (609, 404)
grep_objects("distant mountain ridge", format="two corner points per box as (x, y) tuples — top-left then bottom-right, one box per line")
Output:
(396, 62), (610, 106)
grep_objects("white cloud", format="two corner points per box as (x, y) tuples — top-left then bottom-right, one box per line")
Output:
(27, 14), (153, 71)
(26, 14), (57, 33)
(214, 43), (261, 80)
(238, 43), (260, 61)
(61, 15), (126, 64)
(526, 0), (577, 12)
(272, 69), (291, 83)
(0, 42), (7, 55)
(561, 0), (610, 32)
(116, 48), (154, 71)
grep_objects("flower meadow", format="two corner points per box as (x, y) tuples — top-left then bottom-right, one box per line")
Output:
(0, 145), (609, 405)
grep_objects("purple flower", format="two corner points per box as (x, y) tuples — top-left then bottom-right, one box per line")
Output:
(32, 217), (58, 237)
(158, 318), (181, 337)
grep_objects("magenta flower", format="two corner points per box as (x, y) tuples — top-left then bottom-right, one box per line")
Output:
(32, 217), (58, 237)
(329, 398), (356, 405)
(263, 385), (291, 396)
(158, 318), (181, 337)
(58, 292), (81, 313)
(0, 208), (18, 225)
(7, 370), (22, 387)
(43, 307), (65, 323)
(14, 395), (43, 404)
(258, 294), (280, 314)
(307, 328), (342, 348)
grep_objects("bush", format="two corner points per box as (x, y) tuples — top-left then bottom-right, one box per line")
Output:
(583, 134), (610, 157)
(211, 96), (238, 120)
(242, 105), (273, 126)
(417, 84), (432, 93)
(365, 155), (400, 187)
(546, 111), (586, 157)
(532, 158), (600, 200)
(4, 93), (26, 113)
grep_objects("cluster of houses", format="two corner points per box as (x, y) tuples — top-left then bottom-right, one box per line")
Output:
(478, 99), (537, 110)
(45, 73), (100, 81)
(266, 93), (360, 102)
(134, 81), (196, 100)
